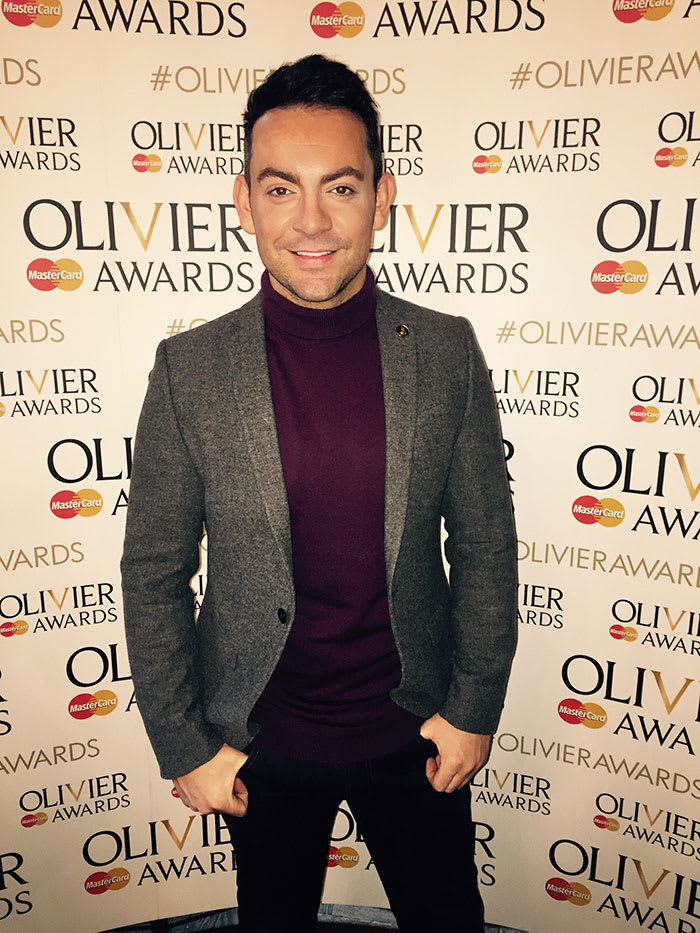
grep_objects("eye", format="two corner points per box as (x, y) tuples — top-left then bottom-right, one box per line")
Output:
(332, 185), (355, 196)
(268, 186), (290, 197)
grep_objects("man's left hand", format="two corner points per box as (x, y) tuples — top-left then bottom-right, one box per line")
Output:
(419, 713), (492, 792)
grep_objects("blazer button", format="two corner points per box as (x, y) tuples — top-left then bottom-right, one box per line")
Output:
(277, 608), (288, 624)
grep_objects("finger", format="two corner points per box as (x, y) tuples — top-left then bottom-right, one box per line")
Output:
(431, 760), (458, 793)
(445, 772), (469, 793)
(227, 776), (249, 817)
(446, 763), (479, 793)
(425, 756), (438, 787)
(173, 781), (193, 810)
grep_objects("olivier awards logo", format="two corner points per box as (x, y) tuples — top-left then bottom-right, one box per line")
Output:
(18, 771), (129, 826)
(65, 641), (134, 719)
(656, 111), (699, 170)
(0, 850), (33, 920)
(606, 597), (700, 654)
(561, 653), (699, 756)
(47, 436), (132, 517)
(0, 580), (117, 637)
(472, 117), (601, 176)
(596, 197), (700, 298)
(128, 120), (246, 176)
(546, 837), (700, 925)
(629, 374), (700, 428)
(0, 367), (101, 419)
(574, 444), (700, 540)
(593, 791), (700, 860)
(81, 814), (238, 887)
(0, 114), (80, 172)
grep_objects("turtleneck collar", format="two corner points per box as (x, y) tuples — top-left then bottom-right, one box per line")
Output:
(261, 268), (376, 340)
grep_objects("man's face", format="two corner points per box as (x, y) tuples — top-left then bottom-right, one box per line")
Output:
(233, 105), (395, 309)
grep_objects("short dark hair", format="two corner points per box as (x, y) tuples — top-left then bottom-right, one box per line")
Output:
(243, 54), (383, 187)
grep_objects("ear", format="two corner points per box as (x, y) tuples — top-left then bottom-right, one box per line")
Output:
(372, 172), (397, 232)
(233, 173), (255, 235)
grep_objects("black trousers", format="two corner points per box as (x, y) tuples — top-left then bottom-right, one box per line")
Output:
(223, 736), (485, 933)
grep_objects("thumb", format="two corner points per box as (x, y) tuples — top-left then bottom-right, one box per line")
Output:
(227, 775), (249, 817)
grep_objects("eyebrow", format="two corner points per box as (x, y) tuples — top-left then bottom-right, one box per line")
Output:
(256, 166), (365, 185)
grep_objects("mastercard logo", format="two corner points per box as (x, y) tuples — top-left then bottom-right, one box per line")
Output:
(558, 698), (608, 729)
(612, 0), (674, 23)
(310, 2), (364, 37)
(591, 259), (648, 294)
(21, 812), (48, 828)
(27, 258), (83, 292)
(609, 623), (638, 642)
(629, 405), (660, 424)
(655, 146), (687, 168)
(327, 845), (360, 868)
(68, 690), (118, 720)
(50, 489), (103, 519)
(0, 619), (29, 638)
(572, 495), (625, 527)
(132, 152), (162, 173)
(2, 1), (62, 27)
(594, 814), (620, 831)
(472, 154), (502, 174)
(84, 868), (130, 895)
(545, 877), (592, 906)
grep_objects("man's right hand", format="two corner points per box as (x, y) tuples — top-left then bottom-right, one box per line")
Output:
(173, 743), (250, 817)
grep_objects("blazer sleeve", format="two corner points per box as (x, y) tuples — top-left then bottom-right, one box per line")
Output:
(120, 339), (223, 779)
(439, 317), (518, 735)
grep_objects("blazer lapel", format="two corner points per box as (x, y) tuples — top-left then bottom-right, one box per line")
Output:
(376, 290), (417, 593)
(228, 299), (293, 583)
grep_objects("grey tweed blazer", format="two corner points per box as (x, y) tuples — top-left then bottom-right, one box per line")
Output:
(121, 287), (518, 779)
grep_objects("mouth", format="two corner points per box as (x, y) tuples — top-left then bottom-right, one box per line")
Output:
(288, 249), (338, 268)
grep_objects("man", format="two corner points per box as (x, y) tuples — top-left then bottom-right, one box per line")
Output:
(121, 54), (517, 933)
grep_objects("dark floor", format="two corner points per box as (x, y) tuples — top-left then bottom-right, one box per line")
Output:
(217, 927), (378, 932)
(217, 927), (379, 932)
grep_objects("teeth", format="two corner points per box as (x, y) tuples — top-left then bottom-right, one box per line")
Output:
(294, 251), (333, 256)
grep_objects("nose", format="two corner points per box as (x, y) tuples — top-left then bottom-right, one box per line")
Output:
(292, 193), (332, 237)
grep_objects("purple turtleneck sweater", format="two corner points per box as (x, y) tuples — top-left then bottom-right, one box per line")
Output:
(249, 269), (422, 762)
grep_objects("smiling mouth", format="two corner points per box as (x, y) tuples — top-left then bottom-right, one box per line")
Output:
(291, 250), (335, 256)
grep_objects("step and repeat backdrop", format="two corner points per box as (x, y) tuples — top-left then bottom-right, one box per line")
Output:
(1, 1), (699, 931)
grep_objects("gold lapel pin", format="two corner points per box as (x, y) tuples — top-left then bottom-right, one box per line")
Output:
(396, 324), (409, 337)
